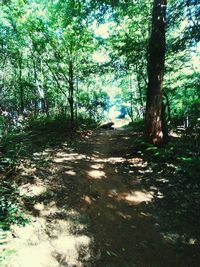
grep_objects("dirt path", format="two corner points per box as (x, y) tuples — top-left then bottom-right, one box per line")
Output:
(3, 128), (200, 267)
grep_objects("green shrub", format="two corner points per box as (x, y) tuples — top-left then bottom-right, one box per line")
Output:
(0, 183), (29, 228)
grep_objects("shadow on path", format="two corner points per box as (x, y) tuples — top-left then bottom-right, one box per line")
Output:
(4, 128), (200, 267)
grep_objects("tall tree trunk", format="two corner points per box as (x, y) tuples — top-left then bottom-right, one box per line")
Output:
(19, 56), (24, 114)
(128, 74), (134, 122)
(163, 90), (171, 123)
(32, 56), (39, 112)
(145, 0), (167, 145)
(136, 74), (145, 118)
(32, 56), (45, 113)
(68, 58), (74, 125)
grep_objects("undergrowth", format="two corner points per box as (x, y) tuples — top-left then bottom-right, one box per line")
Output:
(27, 113), (99, 131)
(0, 182), (29, 227)
(0, 180), (30, 265)
(0, 131), (30, 264)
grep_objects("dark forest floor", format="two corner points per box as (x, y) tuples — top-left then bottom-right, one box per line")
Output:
(1, 124), (200, 267)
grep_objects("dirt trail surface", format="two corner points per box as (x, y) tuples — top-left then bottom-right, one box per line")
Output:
(2, 128), (200, 267)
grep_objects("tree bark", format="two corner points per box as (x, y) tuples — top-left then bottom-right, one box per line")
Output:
(19, 56), (24, 114)
(145, 0), (167, 146)
(68, 58), (74, 125)
(163, 90), (171, 123)
(161, 101), (169, 143)
(136, 74), (145, 118)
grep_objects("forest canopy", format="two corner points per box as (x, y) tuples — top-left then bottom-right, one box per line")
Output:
(0, 0), (199, 141)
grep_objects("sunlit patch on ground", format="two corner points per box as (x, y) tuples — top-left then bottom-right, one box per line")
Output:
(18, 160), (37, 176)
(109, 190), (155, 205)
(5, 210), (92, 267)
(90, 163), (104, 169)
(123, 191), (154, 204)
(9, 217), (48, 246)
(53, 152), (86, 162)
(92, 155), (148, 166)
(113, 117), (131, 129)
(19, 182), (47, 197)
(33, 151), (49, 157)
(34, 201), (58, 217)
(127, 157), (146, 166)
(138, 168), (153, 174)
(7, 235), (91, 267)
(106, 157), (126, 163)
(188, 238), (198, 245)
(92, 156), (126, 164)
(82, 195), (93, 204)
(32, 150), (54, 162)
(156, 178), (169, 183)
(65, 170), (76, 176)
(87, 169), (106, 179)
(149, 186), (164, 199)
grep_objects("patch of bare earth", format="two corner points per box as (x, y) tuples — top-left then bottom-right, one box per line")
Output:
(2, 128), (200, 267)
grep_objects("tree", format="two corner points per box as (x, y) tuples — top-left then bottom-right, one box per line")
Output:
(145, 0), (167, 145)
(0, 0), (97, 125)
(163, 0), (200, 129)
(0, 0), (199, 134)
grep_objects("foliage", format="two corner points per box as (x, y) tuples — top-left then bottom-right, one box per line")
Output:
(124, 119), (144, 132)
(0, 179), (29, 264)
(27, 112), (98, 131)
(0, 0), (198, 133)
(0, 183), (28, 226)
